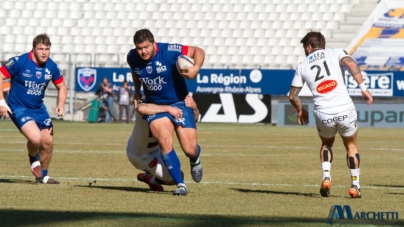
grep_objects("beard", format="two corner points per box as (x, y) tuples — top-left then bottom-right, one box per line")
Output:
(141, 45), (156, 61)
(33, 51), (48, 65)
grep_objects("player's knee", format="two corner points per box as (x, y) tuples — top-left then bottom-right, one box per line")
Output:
(321, 145), (333, 163)
(28, 136), (42, 148)
(41, 137), (53, 148)
(185, 143), (198, 155)
(157, 138), (173, 151)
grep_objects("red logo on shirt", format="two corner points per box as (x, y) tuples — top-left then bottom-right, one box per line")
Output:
(316, 80), (337, 94)
(149, 157), (158, 168)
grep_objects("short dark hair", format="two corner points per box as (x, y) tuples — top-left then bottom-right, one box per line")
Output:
(33, 33), (51, 48)
(133, 29), (155, 45)
(300, 31), (325, 49)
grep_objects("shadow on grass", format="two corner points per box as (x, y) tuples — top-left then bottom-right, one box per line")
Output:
(386, 192), (404, 195)
(73, 185), (166, 194)
(0, 179), (34, 184)
(0, 209), (335, 227)
(231, 188), (332, 198)
(369, 184), (404, 188)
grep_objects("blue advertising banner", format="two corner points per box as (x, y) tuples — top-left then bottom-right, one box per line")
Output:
(186, 69), (295, 95)
(277, 102), (404, 128)
(345, 70), (404, 97)
(76, 67), (134, 93)
(75, 67), (404, 97)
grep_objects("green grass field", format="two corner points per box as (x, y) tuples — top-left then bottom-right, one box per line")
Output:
(0, 120), (403, 227)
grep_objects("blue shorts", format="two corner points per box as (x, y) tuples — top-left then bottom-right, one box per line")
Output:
(143, 101), (196, 129)
(9, 104), (53, 130)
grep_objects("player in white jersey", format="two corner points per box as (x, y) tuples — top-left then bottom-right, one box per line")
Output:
(126, 95), (199, 192)
(288, 31), (373, 198)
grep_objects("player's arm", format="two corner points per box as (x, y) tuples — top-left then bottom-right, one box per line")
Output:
(288, 86), (309, 125)
(341, 56), (373, 105)
(131, 71), (142, 109)
(54, 79), (67, 117)
(182, 46), (205, 79)
(0, 70), (12, 118)
(136, 103), (183, 120)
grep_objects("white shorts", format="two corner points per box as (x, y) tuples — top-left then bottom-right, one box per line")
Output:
(314, 106), (358, 138)
(126, 147), (173, 182)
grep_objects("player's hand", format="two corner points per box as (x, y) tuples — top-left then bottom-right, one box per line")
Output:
(184, 95), (196, 109)
(180, 65), (200, 79)
(298, 108), (309, 125)
(167, 106), (182, 120)
(55, 106), (65, 117)
(0, 100), (12, 119)
(361, 90), (373, 105)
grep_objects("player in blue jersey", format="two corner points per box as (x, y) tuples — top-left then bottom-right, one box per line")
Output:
(127, 29), (205, 196)
(0, 34), (67, 184)
(127, 95), (199, 192)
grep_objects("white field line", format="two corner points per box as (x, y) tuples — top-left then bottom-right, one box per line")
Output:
(0, 141), (403, 151)
(0, 175), (403, 191)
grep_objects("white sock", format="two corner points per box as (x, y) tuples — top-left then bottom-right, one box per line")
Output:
(350, 168), (360, 188)
(322, 162), (331, 180)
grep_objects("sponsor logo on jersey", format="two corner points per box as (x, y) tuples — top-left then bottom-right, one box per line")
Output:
(77, 67), (97, 92)
(133, 67), (141, 75)
(322, 115), (348, 124)
(168, 44), (182, 52)
(22, 70), (33, 78)
(146, 115), (156, 122)
(21, 116), (33, 123)
(317, 80), (337, 94)
(44, 118), (52, 126)
(148, 157), (158, 168)
(5, 58), (14, 68)
(25, 81), (46, 96)
(146, 66), (153, 74)
(36, 71), (42, 79)
(155, 61), (167, 73)
(139, 76), (167, 91)
(45, 69), (52, 80)
(309, 51), (325, 64)
(176, 117), (186, 125)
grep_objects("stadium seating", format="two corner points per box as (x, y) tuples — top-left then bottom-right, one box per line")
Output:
(0, 0), (376, 70)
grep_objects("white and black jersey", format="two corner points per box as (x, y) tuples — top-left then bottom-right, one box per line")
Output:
(292, 48), (354, 113)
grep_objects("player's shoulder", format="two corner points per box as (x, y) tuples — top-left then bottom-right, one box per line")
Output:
(46, 56), (57, 66)
(13, 52), (30, 63)
(127, 48), (141, 67)
(46, 57), (62, 72)
(325, 47), (348, 55)
(160, 42), (184, 53)
(127, 48), (137, 59)
(3, 52), (29, 69)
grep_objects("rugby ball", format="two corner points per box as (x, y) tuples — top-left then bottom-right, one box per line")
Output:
(176, 55), (194, 73)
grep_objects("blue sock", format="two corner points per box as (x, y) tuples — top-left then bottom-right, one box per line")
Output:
(190, 145), (201, 164)
(29, 153), (39, 164)
(162, 149), (184, 185)
(42, 169), (48, 177)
